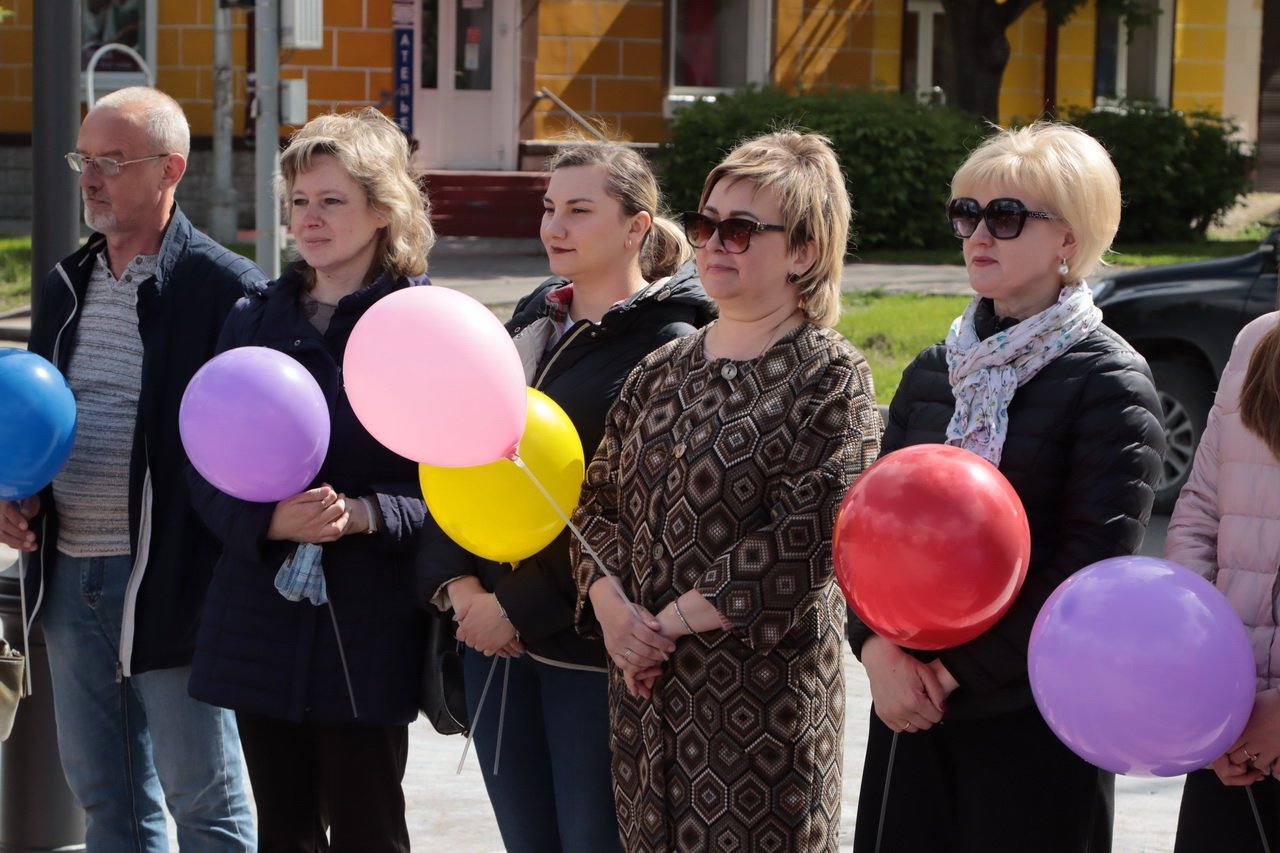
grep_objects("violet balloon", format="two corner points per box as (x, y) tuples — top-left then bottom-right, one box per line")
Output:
(1028, 556), (1255, 777)
(342, 287), (527, 467)
(180, 347), (330, 503)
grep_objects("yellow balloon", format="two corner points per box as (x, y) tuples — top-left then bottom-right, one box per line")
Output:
(420, 388), (584, 563)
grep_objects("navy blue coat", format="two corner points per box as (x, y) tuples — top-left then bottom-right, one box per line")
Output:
(188, 264), (427, 725)
(24, 206), (263, 675)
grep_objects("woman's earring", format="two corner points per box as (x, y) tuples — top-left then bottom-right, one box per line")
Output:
(787, 273), (800, 284)
(627, 239), (633, 249)
(1057, 258), (1070, 277)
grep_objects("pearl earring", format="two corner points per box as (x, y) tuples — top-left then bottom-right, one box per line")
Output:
(1057, 259), (1069, 277)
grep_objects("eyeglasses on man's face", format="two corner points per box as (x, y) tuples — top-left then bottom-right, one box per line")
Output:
(64, 152), (172, 177)
(681, 211), (785, 254)
(948, 197), (1061, 241)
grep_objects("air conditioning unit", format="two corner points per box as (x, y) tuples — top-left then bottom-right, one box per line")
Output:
(282, 0), (323, 50)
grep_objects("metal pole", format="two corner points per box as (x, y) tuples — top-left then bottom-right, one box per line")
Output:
(30, 0), (83, 319)
(210, 1), (238, 244)
(254, 0), (281, 276)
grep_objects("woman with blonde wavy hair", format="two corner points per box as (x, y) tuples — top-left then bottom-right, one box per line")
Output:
(187, 107), (434, 850)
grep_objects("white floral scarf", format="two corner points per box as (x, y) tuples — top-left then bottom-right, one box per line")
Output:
(945, 283), (1102, 465)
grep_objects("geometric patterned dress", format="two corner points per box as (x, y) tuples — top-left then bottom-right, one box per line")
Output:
(573, 322), (881, 852)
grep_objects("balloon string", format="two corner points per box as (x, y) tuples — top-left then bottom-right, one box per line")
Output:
(874, 730), (898, 853)
(510, 454), (633, 609)
(1247, 786), (1272, 853)
(324, 596), (359, 718)
(17, 550), (31, 696)
(457, 654), (500, 775)
(493, 655), (510, 776)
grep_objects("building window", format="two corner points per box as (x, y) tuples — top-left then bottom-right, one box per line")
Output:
(81, 0), (156, 100)
(667, 0), (770, 115)
(1095, 1), (1173, 106)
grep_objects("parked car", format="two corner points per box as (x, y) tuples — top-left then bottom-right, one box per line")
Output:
(1090, 228), (1280, 511)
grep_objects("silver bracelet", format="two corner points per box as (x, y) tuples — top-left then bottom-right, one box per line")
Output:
(673, 599), (695, 635)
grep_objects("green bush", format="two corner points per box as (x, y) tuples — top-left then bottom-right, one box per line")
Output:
(1063, 101), (1252, 243)
(655, 87), (987, 251)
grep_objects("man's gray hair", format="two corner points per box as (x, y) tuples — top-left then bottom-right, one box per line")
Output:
(93, 86), (191, 159)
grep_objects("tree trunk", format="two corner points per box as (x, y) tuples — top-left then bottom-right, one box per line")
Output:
(941, 0), (1038, 122)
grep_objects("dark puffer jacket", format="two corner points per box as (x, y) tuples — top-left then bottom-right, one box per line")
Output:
(417, 262), (716, 667)
(848, 299), (1166, 719)
(188, 265), (427, 725)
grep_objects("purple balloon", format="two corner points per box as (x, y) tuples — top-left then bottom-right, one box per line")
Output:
(1029, 556), (1256, 777)
(180, 347), (330, 503)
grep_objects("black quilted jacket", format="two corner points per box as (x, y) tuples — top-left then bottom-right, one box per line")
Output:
(848, 299), (1167, 719)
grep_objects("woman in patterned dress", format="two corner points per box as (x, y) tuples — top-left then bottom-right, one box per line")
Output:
(572, 131), (881, 852)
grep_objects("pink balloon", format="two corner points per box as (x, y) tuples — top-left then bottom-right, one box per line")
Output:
(343, 287), (527, 467)
(180, 346), (330, 502)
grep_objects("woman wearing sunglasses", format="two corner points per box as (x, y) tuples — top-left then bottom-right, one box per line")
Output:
(572, 130), (881, 852)
(416, 140), (714, 853)
(849, 121), (1165, 851)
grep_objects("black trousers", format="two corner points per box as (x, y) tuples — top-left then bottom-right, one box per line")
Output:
(236, 711), (410, 853)
(1175, 769), (1280, 852)
(853, 703), (1114, 853)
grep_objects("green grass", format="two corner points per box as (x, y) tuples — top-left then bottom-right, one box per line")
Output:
(0, 238), (31, 313)
(836, 291), (971, 404)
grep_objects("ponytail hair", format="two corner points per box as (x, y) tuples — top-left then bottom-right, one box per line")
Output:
(644, 215), (692, 280)
(1241, 322), (1280, 459)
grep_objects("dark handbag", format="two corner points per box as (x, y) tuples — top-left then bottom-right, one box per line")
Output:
(419, 608), (469, 736)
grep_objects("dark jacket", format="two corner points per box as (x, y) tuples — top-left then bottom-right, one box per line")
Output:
(417, 262), (716, 667)
(24, 206), (263, 675)
(187, 265), (428, 725)
(848, 299), (1166, 719)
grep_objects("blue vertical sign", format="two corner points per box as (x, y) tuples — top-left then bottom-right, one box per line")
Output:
(392, 1), (414, 136)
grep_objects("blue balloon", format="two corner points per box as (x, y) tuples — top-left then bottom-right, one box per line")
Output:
(0, 348), (78, 501)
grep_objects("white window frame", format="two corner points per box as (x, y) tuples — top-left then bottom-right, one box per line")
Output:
(81, 0), (158, 103)
(1095, 0), (1174, 107)
(665, 0), (772, 117)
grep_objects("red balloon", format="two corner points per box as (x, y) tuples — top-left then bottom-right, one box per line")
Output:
(834, 444), (1030, 650)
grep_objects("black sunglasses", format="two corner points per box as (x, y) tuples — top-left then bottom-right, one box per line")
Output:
(681, 211), (785, 254)
(948, 197), (1060, 240)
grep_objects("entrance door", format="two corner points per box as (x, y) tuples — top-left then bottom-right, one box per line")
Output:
(415, 0), (518, 169)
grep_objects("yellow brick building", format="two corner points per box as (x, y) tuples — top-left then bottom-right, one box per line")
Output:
(0, 1), (1264, 177)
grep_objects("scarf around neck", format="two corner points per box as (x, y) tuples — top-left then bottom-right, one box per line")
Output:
(944, 283), (1102, 465)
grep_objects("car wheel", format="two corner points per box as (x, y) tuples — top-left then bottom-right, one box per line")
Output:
(1149, 358), (1214, 514)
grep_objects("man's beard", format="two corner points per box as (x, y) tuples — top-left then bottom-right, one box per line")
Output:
(82, 195), (117, 233)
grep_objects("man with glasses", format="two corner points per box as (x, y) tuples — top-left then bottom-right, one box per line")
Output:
(0, 86), (258, 848)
